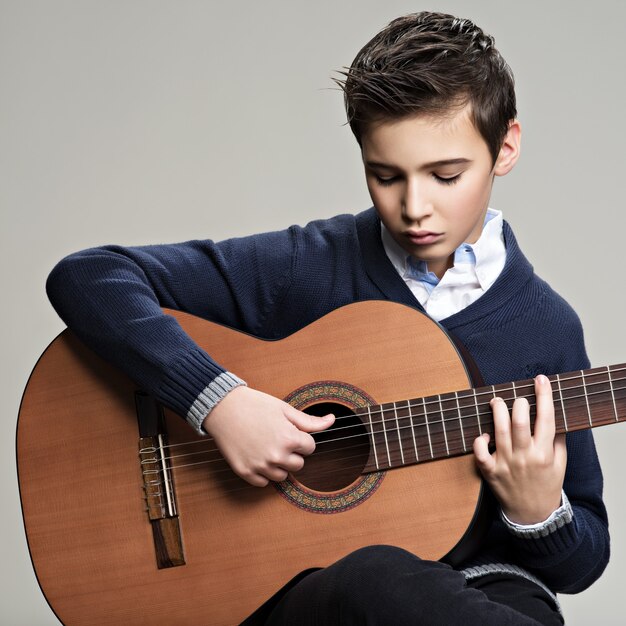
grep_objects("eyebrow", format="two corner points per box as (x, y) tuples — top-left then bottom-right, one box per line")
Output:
(365, 157), (472, 170)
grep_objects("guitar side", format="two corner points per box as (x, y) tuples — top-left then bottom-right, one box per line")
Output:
(17, 301), (484, 625)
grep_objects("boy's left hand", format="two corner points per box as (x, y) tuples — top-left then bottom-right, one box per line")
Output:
(473, 375), (567, 525)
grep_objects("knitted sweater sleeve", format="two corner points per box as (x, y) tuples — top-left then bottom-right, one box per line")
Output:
(501, 304), (610, 593)
(46, 229), (297, 431)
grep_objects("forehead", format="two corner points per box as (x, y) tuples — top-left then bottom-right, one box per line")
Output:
(361, 106), (490, 166)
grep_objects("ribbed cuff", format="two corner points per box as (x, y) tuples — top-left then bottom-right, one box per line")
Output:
(157, 347), (246, 433)
(187, 371), (247, 434)
(461, 563), (560, 613)
(500, 491), (573, 539)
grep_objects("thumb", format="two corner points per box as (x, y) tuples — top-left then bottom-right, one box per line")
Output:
(287, 409), (335, 433)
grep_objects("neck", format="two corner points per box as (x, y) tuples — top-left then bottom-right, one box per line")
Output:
(426, 254), (454, 280)
(356, 364), (626, 473)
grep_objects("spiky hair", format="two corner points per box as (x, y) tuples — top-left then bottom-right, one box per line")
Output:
(335, 12), (517, 163)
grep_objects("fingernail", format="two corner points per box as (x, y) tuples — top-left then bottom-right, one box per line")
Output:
(536, 374), (548, 385)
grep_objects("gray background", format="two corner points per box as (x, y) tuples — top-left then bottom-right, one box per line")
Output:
(2, 0), (624, 623)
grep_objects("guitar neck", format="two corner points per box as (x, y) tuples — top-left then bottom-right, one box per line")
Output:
(358, 364), (626, 473)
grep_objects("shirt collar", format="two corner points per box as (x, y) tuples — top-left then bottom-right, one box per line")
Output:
(380, 208), (504, 290)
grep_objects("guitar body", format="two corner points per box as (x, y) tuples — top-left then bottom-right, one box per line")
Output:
(18, 301), (486, 625)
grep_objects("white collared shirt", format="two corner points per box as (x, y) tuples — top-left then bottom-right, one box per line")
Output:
(381, 208), (506, 321)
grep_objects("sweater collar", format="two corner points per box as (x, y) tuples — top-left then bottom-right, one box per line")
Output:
(382, 208), (505, 293)
(355, 208), (425, 310)
(355, 207), (535, 328)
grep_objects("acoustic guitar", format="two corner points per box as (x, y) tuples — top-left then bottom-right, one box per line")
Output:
(17, 300), (625, 625)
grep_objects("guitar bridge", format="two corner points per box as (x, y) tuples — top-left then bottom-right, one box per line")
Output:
(139, 434), (177, 520)
(136, 392), (185, 569)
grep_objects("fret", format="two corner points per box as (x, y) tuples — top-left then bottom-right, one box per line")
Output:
(555, 373), (568, 432)
(454, 391), (467, 453)
(607, 364), (626, 424)
(474, 388), (482, 435)
(485, 382), (520, 434)
(434, 391), (464, 456)
(552, 367), (618, 432)
(556, 371), (589, 431)
(406, 397), (435, 462)
(365, 405), (380, 470)
(416, 394), (446, 459)
(607, 366), (619, 422)
(394, 399), (419, 465)
(361, 363), (626, 473)
(580, 367), (619, 428)
(438, 395), (450, 456)
(423, 397), (434, 459)
(581, 370), (593, 427)
(408, 402), (419, 463)
(379, 404), (392, 467)
(491, 382), (518, 411)
(456, 388), (481, 445)
(375, 402), (402, 468)
(391, 402), (405, 466)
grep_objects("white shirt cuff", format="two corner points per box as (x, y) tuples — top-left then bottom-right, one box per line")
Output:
(500, 491), (574, 539)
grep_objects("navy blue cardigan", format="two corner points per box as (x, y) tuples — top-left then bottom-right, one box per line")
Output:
(47, 208), (609, 595)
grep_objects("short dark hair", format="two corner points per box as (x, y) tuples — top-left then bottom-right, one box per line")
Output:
(335, 12), (517, 164)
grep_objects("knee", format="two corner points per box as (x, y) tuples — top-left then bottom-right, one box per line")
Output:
(321, 545), (458, 620)
(333, 544), (460, 595)
(340, 545), (420, 572)
(329, 545), (424, 593)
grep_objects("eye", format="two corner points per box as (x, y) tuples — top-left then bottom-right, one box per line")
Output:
(433, 173), (461, 186)
(374, 175), (399, 187)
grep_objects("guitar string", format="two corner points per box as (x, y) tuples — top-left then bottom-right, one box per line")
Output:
(156, 378), (626, 469)
(142, 382), (626, 501)
(157, 366), (626, 453)
(145, 446), (382, 505)
(141, 382), (626, 492)
(150, 381), (621, 499)
(153, 374), (626, 465)
(140, 370), (626, 502)
(139, 372), (626, 498)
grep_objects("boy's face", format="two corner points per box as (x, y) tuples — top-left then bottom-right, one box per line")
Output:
(361, 106), (519, 279)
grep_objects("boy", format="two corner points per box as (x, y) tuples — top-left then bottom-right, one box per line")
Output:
(46, 11), (609, 625)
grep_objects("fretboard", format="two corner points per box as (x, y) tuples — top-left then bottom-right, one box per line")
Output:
(356, 364), (626, 473)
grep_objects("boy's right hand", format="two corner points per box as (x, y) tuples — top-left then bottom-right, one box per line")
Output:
(202, 386), (335, 487)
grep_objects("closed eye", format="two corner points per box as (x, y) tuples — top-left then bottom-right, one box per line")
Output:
(433, 173), (461, 185)
(374, 175), (400, 187)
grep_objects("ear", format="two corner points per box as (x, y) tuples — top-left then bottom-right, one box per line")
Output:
(493, 119), (521, 177)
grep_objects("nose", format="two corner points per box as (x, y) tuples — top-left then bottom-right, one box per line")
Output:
(402, 178), (433, 222)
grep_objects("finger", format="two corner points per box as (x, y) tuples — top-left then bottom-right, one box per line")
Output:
(491, 397), (512, 458)
(243, 472), (269, 488)
(280, 453), (306, 473)
(473, 432), (496, 474)
(292, 431), (316, 457)
(287, 409), (335, 433)
(533, 375), (556, 445)
(510, 397), (532, 450)
(262, 466), (289, 483)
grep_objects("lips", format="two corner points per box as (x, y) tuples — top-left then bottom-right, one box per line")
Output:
(406, 231), (443, 245)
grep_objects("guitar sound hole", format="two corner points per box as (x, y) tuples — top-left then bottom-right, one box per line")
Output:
(292, 402), (370, 492)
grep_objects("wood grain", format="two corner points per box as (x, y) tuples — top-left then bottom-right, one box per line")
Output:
(17, 301), (482, 625)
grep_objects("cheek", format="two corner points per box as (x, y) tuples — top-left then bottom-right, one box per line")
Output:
(436, 187), (469, 216)
(367, 184), (394, 214)
(447, 179), (490, 215)
(365, 180), (378, 204)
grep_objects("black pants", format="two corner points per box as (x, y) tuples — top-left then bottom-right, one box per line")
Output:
(263, 545), (563, 625)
